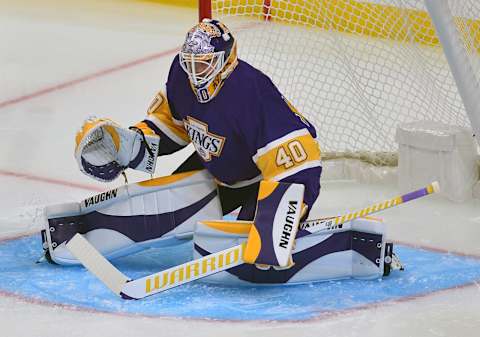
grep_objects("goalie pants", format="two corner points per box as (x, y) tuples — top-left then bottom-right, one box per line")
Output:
(174, 152), (259, 220)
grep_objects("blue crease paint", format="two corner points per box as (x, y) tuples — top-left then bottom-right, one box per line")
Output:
(1, 235), (479, 321)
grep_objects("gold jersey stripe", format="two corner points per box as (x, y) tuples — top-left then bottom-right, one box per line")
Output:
(133, 122), (158, 136)
(147, 92), (190, 144)
(255, 133), (321, 181)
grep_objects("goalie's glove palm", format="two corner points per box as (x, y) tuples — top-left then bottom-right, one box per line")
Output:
(75, 117), (159, 182)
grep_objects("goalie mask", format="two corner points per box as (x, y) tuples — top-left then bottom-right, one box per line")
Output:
(179, 19), (238, 103)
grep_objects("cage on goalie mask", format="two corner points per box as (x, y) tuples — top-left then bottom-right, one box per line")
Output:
(179, 19), (238, 103)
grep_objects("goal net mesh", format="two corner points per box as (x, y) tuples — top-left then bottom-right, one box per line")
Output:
(208, 0), (480, 166)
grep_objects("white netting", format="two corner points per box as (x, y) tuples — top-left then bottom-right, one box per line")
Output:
(450, 2), (480, 82)
(208, 0), (480, 166)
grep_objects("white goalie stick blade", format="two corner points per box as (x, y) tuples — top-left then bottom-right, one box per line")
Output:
(120, 243), (245, 299)
(67, 232), (246, 300)
(66, 234), (130, 295)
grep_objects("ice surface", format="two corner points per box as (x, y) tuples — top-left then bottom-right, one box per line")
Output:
(1, 236), (480, 321)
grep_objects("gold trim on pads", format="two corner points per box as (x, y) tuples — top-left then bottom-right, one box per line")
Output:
(199, 220), (253, 234)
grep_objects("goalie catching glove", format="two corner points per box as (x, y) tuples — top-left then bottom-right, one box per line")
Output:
(75, 117), (160, 182)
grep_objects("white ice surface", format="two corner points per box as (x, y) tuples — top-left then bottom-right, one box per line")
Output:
(0, 1), (479, 336)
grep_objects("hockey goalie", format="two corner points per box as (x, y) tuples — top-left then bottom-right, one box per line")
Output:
(40, 19), (403, 288)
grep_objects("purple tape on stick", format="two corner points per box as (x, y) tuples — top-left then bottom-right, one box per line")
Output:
(401, 187), (428, 203)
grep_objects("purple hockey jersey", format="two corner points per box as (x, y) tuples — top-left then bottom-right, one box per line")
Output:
(134, 56), (322, 210)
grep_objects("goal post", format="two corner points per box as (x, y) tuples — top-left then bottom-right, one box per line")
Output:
(197, 0), (480, 170)
(425, 0), (480, 145)
(199, 0), (211, 21)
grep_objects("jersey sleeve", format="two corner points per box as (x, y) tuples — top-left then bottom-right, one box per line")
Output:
(132, 91), (190, 155)
(245, 73), (323, 211)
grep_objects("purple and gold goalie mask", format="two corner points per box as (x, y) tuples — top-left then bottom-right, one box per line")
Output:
(179, 19), (238, 103)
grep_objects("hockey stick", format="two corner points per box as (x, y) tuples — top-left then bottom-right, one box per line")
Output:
(66, 181), (440, 300)
(300, 181), (440, 233)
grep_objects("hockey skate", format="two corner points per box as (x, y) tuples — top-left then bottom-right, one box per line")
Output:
(383, 242), (404, 276)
